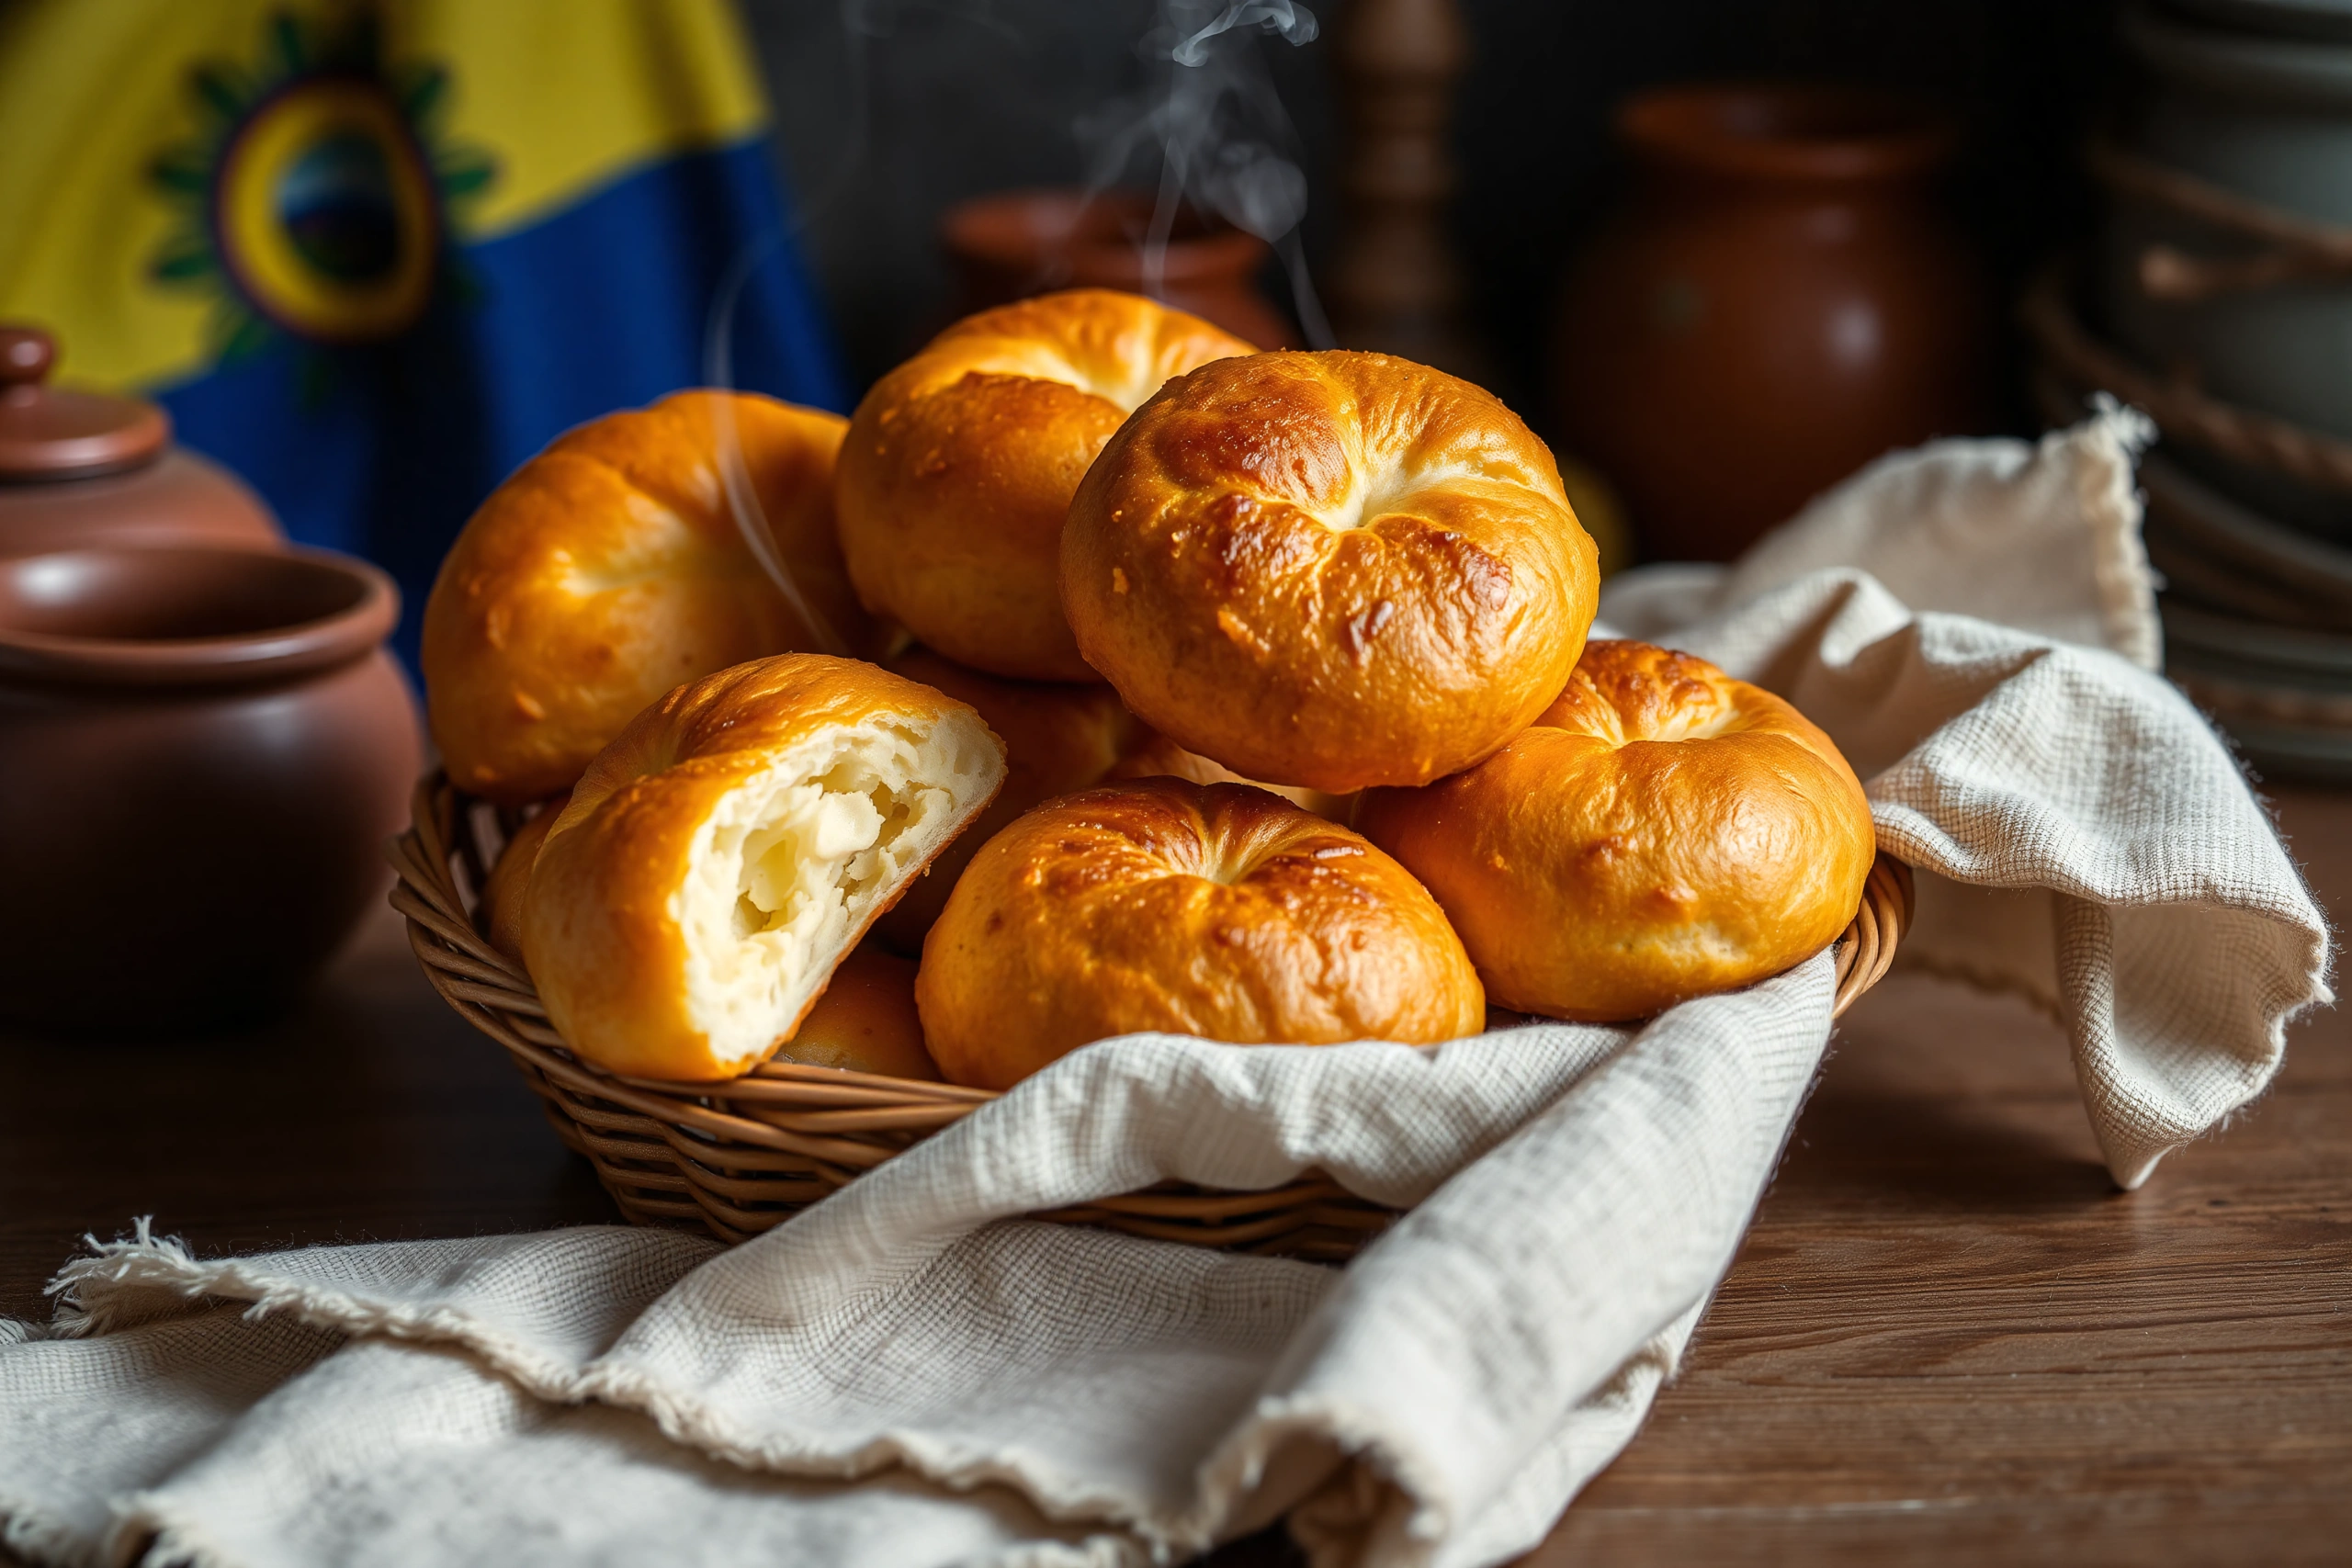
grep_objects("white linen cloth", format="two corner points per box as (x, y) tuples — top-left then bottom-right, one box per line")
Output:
(1, 406), (2330, 1568)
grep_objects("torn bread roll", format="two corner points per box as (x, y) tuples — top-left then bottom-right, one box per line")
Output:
(522, 654), (1005, 1080)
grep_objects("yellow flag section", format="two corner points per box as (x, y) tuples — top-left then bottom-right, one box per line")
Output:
(0, 0), (766, 392)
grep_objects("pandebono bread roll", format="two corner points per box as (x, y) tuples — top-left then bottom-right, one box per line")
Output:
(772, 944), (941, 1081)
(1061, 349), (1600, 793)
(917, 778), (1484, 1090)
(1356, 640), (1874, 1021)
(871, 647), (1351, 951)
(836, 289), (1256, 682)
(424, 391), (868, 805)
(873, 647), (1152, 951)
(522, 654), (1005, 1080)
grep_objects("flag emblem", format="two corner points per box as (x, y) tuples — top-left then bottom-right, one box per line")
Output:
(145, 11), (494, 361)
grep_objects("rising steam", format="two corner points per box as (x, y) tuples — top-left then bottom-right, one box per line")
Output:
(1080, 0), (1332, 346)
(703, 238), (851, 658)
(705, 0), (1335, 620)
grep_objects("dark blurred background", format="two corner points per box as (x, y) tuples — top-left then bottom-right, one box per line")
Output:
(745, 0), (2120, 432)
(22, 1), (2342, 779)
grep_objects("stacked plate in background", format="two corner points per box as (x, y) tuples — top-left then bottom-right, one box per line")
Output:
(2143, 452), (2352, 781)
(2033, 2), (2352, 782)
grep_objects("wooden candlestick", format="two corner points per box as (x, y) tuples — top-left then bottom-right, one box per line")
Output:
(1327, 0), (1484, 378)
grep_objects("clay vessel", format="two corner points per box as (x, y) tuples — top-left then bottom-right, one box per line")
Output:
(1554, 85), (1988, 562)
(942, 189), (1300, 349)
(0, 323), (280, 559)
(0, 545), (418, 1032)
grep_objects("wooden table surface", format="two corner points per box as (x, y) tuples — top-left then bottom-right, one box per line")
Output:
(3, 790), (2345, 1566)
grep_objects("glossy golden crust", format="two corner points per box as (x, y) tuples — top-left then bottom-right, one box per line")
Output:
(1103, 732), (1353, 823)
(774, 944), (941, 1081)
(873, 648), (1153, 952)
(916, 778), (1484, 1090)
(522, 654), (1005, 1081)
(424, 391), (868, 805)
(481, 794), (567, 961)
(1355, 640), (1874, 1021)
(1061, 349), (1600, 793)
(837, 289), (1256, 682)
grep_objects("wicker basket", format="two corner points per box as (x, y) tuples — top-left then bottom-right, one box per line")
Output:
(389, 773), (1913, 1259)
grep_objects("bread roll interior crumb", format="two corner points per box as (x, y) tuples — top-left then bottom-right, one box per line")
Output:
(675, 724), (997, 1069)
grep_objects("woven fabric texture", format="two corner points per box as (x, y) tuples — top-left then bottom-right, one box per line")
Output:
(1, 409), (2329, 1568)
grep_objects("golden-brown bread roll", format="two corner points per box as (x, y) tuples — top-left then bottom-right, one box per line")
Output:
(916, 778), (1484, 1089)
(869, 649), (1350, 952)
(872, 648), (1152, 952)
(1355, 640), (1874, 1021)
(523, 654), (1006, 1080)
(836, 288), (1256, 682)
(772, 944), (940, 1080)
(497, 811), (939, 1076)
(424, 391), (869, 805)
(480, 793), (568, 961)
(1061, 349), (1600, 793)
(1103, 733), (1354, 824)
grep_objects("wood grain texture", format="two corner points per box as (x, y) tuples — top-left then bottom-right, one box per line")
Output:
(1532, 784), (2352, 1566)
(3, 793), (2346, 1566)
(0, 903), (619, 1315)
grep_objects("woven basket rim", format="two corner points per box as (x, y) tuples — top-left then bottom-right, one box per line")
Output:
(389, 770), (1913, 1250)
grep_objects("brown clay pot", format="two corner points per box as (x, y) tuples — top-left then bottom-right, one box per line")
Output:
(942, 188), (1301, 349)
(0, 323), (281, 559)
(0, 546), (419, 1032)
(1554, 85), (1989, 562)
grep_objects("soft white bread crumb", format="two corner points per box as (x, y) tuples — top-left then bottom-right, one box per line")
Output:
(674, 719), (999, 1070)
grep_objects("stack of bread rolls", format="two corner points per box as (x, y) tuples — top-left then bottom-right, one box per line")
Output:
(424, 288), (1874, 1091)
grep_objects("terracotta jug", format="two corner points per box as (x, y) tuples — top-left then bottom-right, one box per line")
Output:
(0, 323), (281, 559)
(942, 189), (1300, 349)
(0, 545), (418, 1033)
(1554, 85), (1988, 562)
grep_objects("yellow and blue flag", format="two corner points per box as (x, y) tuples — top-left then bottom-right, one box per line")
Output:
(0, 0), (845, 663)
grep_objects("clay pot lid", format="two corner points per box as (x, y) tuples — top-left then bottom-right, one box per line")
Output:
(0, 324), (171, 481)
